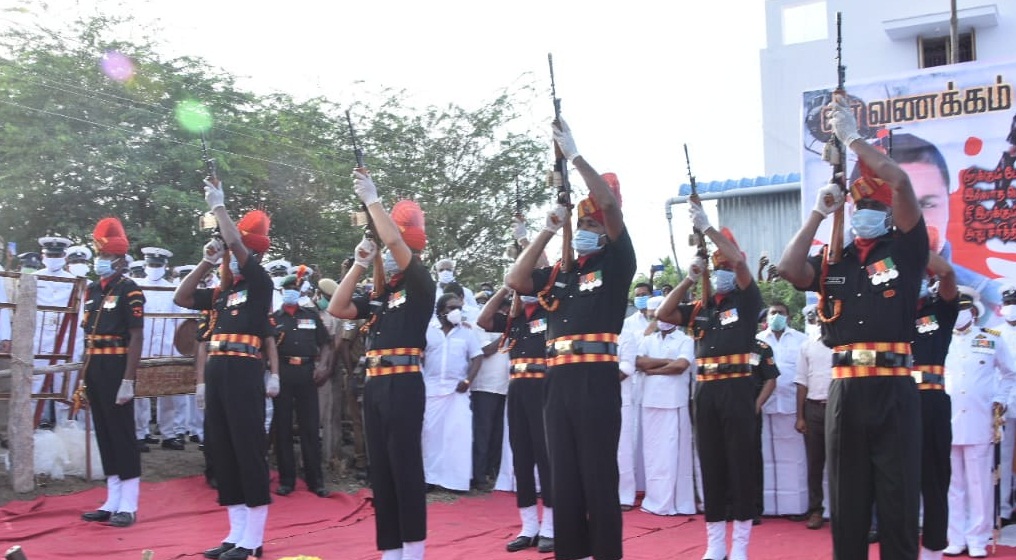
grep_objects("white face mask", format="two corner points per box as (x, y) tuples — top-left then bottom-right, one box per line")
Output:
(145, 266), (165, 281)
(438, 270), (455, 284)
(68, 262), (90, 277)
(657, 320), (677, 332)
(444, 308), (463, 325)
(955, 309), (974, 331)
(805, 323), (822, 339)
(1003, 305), (1016, 322)
(42, 257), (66, 272)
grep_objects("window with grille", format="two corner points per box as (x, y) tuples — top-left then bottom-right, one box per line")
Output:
(919, 32), (975, 68)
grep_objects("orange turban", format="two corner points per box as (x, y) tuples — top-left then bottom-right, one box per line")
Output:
(92, 217), (129, 256)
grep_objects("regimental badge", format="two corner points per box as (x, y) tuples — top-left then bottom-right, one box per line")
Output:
(528, 318), (547, 334)
(719, 308), (739, 326)
(388, 289), (407, 308)
(866, 257), (899, 286)
(915, 314), (939, 334)
(578, 270), (603, 292)
(298, 318), (316, 329)
(102, 295), (119, 309)
(227, 290), (248, 307)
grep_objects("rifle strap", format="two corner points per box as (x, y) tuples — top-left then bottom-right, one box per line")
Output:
(817, 245), (842, 324)
(538, 261), (562, 312)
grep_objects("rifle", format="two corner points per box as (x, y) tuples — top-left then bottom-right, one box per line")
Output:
(198, 133), (222, 235)
(345, 109), (385, 296)
(684, 144), (711, 306)
(548, 53), (574, 274)
(818, 11), (847, 324)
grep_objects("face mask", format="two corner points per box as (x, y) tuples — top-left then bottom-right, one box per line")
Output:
(229, 258), (241, 277)
(68, 263), (90, 277)
(657, 320), (677, 332)
(711, 269), (736, 294)
(955, 309), (974, 330)
(805, 323), (822, 338)
(42, 257), (65, 272)
(282, 289), (300, 305)
(444, 309), (463, 325)
(316, 297), (329, 311)
(572, 229), (603, 255)
(768, 313), (787, 331)
(383, 251), (401, 275)
(850, 209), (890, 239)
(520, 295), (539, 305)
(633, 295), (650, 310)
(919, 279), (930, 299)
(1003, 305), (1016, 322)
(438, 270), (454, 284)
(94, 258), (116, 278)
(145, 266), (165, 282)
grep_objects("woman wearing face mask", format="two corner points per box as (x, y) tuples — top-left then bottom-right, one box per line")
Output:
(655, 212), (763, 560)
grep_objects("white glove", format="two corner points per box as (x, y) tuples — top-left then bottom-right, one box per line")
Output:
(354, 236), (377, 269)
(687, 257), (706, 282)
(115, 379), (134, 405)
(828, 96), (862, 148)
(203, 179), (225, 211)
(552, 118), (580, 163)
(813, 183), (846, 216)
(202, 238), (225, 265)
(353, 170), (379, 206)
(511, 217), (528, 241)
(195, 383), (205, 410)
(689, 202), (712, 233)
(543, 205), (568, 233)
(266, 373), (280, 398)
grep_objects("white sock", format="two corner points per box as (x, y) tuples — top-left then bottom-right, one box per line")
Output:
(519, 505), (539, 537)
(401, 540), (425, 560)
(117, 476), (140, 514)
(539, 506), (554, 538)
(225, 505), (247, 544)
(99, 475), (121, 512)
(237, 505), (268, 550)
(380, 549), (403, 560)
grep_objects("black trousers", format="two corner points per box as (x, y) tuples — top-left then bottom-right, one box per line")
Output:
(274, 361), (323, 490)
(827, 376), (920, 560)
(85, 354), (141, 480)
(920, 389), (951, 552)
(804, 399), (827, 514)
(204, 355), (271, 507)
(363, 372), (426, 550)
(471, 390), (506, 483)
(508, 378), (552, 508)
(696, 376), (757, 522)
(544, 363), (621, 560)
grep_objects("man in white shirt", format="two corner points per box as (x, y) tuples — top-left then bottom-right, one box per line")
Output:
(636, 307), (696, 515)
(794, 304), (833, 529)
(469, 326), (508, 491)
(422, 293), (483, 491)
(433, 259), (477, 308)
(617, 283), (653, 510)
(756, 301), (809, 517)
(996, 286), (1016, 523)
(943, 287), (1016, 558)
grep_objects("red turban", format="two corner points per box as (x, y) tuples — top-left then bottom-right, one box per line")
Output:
(577, 172), (623, 224)
(237, 210), (271, 253)
(710, 227), (745, 269)
(391, 200), (427, 251)
(92, 217), (129, 256)
(849, 159), (893, 207)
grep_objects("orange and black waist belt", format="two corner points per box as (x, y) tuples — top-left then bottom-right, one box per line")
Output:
(85, 334), (128, 355)
(366, 348), (422, 377)
(912, 364), (945, 390)
(282, 356), (315, 366)
(510, 357), (547, 379)
(545, 334), (619, 367)
(209, 334), (263, 359)
(831, 342), (912, 379)
(696, 353), (754, 382)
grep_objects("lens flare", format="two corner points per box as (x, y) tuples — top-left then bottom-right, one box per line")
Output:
(100, 51), (135, 82)
(175, 100), (213, 134)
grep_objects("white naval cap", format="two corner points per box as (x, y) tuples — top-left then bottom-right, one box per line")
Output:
(66, 245), (93, 262)
(957, 285), (985, 318)
(128, 260), (145, 271)
(141, 247), (173, 265)
(38, 236), (72, 256)
(264, 259), (291, 275)
(175, 264), (197, 277)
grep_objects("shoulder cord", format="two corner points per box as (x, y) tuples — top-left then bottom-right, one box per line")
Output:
(537, 261), (562, 312)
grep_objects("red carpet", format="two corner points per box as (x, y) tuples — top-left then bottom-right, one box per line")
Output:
(3, 476), (1016, 559)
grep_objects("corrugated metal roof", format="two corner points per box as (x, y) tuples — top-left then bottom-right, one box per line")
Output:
(678, 172), (801, 196)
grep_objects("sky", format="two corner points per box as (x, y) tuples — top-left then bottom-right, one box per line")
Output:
(6, 0), (769, 278)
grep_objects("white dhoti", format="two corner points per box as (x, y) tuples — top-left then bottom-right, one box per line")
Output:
(618, 401), (636, 506)
(641, 406), (696, 515)
(948, 443), (993, 550)
(761, 412), (808, 515)
(422, 391), (472, 491)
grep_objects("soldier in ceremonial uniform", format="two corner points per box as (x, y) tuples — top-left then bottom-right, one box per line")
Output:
(269, 269), (331, 498)
(79, 217), (144, 528)
(175, 180), (278, 560)
(478, 219), (554, 554)
(778, 95), (928, 560)
(328, 170), (433, 560)
(999, 287), (1016, 522)
(505, 119), (636, 560)
(912, 253), (959, 560)
(66, 245), (93, 278)
(656, 216), (763, 560)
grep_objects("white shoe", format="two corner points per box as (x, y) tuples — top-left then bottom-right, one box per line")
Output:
(729, 520), (752, 560)
(702, 521), (727, 560)
(942, 545), (966, 557)
(968, 546), (987, 558)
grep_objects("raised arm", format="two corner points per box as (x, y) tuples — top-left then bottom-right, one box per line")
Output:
(778, 184), (844, 290)
(552, 119), (623, 240)
(203, 180), (251, 266)
(927, 251), (957, 302)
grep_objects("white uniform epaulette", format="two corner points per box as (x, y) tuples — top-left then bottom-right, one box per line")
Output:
(981, 327), (1001, 337)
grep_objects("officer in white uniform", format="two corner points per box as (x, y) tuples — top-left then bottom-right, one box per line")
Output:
(996, 286), (1016, 522)
(66, 246), (93, 279)
(32, 237), (79, 426)
(173, 264), (202, 442)
(128, 260), (146, 279)
(264, 259), (291, 312)
(943, 287), (1016, 558)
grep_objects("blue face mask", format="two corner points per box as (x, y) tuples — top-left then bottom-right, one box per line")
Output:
(316, 297), (329, 310)
(282, 289), (300, 305)
(572, 229), (603, 256)
(382, 251), (401, 275)
(633, 295), (650, 310)
(520, 295), (540, 305)
(229, 258), (241, 277)
(851, 209), (890, 239)
(94, 258), (117, 278)
(711, 269), (736, 294)
(768, 313), (787, 331)
(919, 279), (930, 299)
